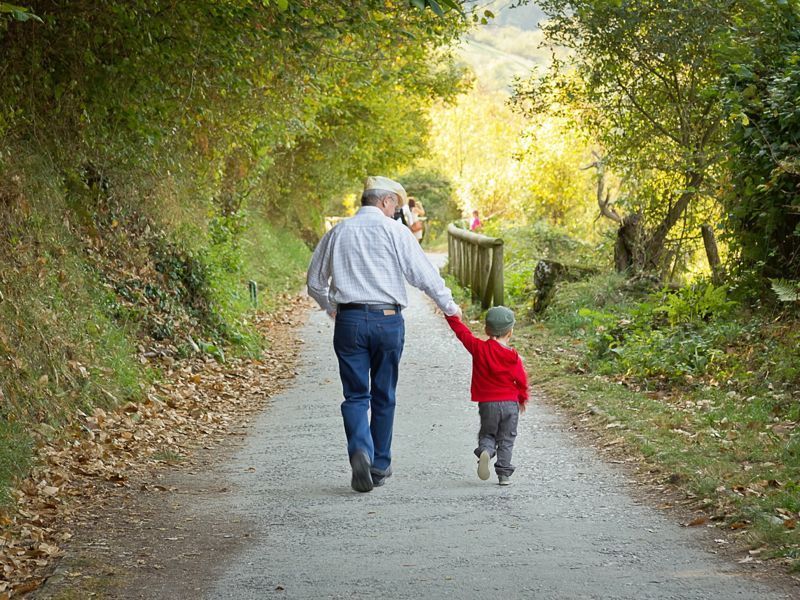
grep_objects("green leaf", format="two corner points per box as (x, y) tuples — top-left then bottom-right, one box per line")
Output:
(770, 279), (800, 303)
(427, 0), (444, 16)
(439, 0), (463, 11)
(276, 0), (288, 11)
(0, 2), (43, 22)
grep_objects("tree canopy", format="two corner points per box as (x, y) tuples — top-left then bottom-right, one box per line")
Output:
(0, 1), (470, 237)
(508, 0), (800, 285)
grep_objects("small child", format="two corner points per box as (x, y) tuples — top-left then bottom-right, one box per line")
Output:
(446, 306), (529, 486)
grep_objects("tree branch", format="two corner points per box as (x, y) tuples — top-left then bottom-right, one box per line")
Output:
(613, 74), (683, 145)
(583, 151), (623, 224)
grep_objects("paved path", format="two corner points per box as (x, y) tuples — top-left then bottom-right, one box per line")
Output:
(201, 261), (790, 600)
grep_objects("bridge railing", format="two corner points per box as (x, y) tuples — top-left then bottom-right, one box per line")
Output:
(447, 223), (504, 309)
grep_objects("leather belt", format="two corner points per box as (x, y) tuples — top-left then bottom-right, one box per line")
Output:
(338, 303), (402, 312)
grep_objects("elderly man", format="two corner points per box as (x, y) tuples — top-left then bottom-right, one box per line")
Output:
(307, 176), (461, 493)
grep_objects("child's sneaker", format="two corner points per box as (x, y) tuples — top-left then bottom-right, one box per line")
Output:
(477, 450), (491, 480)
(498, 475), (511, 486)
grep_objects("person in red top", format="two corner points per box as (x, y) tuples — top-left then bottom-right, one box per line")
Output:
(469, 209), (482, 232)
(445, 305), (528, 485)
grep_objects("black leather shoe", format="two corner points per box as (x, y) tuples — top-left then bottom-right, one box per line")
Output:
(371, 466), (392, 487)
(350, 450), (373, 493)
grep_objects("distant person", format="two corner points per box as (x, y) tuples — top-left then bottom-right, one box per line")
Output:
(470, 209), (482, 232)
(307, 176), (462, 493)
(408, 197), (424, 243)
(445, 306), (528, 485)
(393, 198), (410, 227)
(410, 197), (425, 218)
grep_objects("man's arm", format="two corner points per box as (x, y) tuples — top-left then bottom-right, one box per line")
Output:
(398, 229), (459, 316)
(306, 229), (335, 314)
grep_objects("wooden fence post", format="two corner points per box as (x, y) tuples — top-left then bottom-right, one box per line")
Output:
(448, 233), (454, 275)
(491, 244), (504, 307)
(471, 243), (480, 303)
(480, 247), (493, 309)
(446, 224), (504, 309)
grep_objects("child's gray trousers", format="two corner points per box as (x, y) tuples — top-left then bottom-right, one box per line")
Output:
(474, 400), (519, 477)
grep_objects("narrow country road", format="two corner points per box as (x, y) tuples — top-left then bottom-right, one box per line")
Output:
(185, 256), (790, 600)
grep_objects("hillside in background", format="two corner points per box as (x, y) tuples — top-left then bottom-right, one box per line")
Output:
(459, 1), (549, 92)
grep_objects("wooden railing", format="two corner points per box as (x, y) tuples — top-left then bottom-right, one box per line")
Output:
(447, 223), (504, 309)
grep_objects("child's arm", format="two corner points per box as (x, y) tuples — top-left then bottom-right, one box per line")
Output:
(513, 357), (529, 408)
(445, 314), (479, 355)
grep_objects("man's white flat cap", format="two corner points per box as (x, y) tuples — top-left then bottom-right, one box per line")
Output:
(363, 175), (408, 206)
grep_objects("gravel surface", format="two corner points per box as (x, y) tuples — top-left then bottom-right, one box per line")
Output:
(199, 260), (793, 600)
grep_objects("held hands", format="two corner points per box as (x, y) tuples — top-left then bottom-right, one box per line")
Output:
(437, 305), (462, 318)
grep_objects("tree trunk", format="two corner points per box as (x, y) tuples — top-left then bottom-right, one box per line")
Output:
(643, 172), (703, 269)
(533, 259), (599, 312)
(533, 260), (567, 312)
(614, 213), (644, 273)
(700, 223), (722, 284)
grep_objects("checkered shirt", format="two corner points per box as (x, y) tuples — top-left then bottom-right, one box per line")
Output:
(307, 206), (458, 316)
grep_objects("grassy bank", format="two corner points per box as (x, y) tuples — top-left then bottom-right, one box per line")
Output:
(0, 158), (309, 508)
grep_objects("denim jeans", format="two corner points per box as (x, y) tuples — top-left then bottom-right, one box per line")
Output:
(333, 309), (405, 473)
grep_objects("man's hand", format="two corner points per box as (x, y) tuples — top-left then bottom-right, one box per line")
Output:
(519, 402), (527, 414)
(327, 310), (337, 320)
(445, 305), (464, 319)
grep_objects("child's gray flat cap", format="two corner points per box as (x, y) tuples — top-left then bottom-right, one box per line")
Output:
(485, 306), (515, 336)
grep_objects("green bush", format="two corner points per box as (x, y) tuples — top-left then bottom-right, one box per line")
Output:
(495, 220), (609, 269)
(607, 323), (740, 381)
(654, 283), (736, 326)
(562, 280), (745, 383)
(505, 262), (537, 308)
(544, 273), (633, 333)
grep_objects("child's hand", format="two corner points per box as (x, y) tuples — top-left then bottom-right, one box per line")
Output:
(519, 402), (527, 414)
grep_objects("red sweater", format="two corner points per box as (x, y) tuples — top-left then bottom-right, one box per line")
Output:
(446, 315), (529, 405)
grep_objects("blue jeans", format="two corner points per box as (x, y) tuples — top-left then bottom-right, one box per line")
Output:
(333, 309), (405, 473)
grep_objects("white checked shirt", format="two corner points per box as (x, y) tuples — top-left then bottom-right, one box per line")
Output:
(307, 206), (459, 316)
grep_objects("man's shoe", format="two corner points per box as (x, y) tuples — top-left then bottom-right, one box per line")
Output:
(498, 475), (512, 486)
(371, 466), (392, 488)
(350, 450), (374, 493)
(477, 450), (491, 481)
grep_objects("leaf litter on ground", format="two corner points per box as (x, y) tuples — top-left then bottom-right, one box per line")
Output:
(0, 296), (308, 598)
